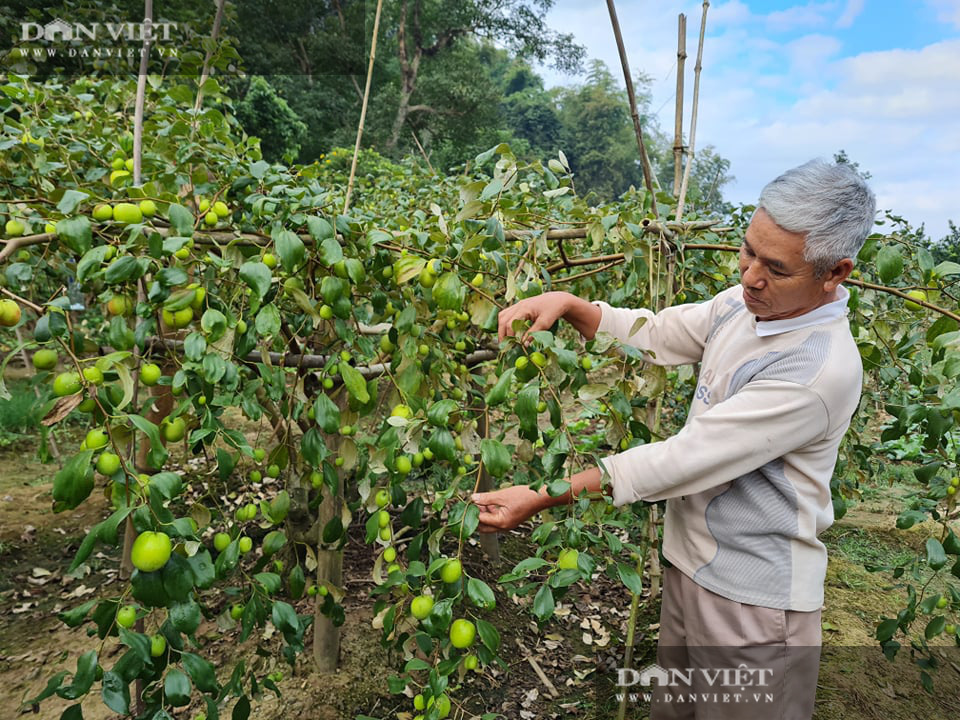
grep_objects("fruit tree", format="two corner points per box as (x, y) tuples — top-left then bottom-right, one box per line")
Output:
(2, 66), (959, 719)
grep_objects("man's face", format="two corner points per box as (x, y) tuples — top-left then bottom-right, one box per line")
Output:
(738, 209), (850, 321)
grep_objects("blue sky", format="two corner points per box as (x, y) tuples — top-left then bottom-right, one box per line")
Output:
(535, 0), (960, 240)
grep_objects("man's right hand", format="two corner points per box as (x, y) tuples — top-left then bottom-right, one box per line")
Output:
(497, 290), (602, 345)
(497, 291), (572, 345)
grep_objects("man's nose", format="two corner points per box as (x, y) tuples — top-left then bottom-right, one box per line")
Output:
(741, 260), (766, 289)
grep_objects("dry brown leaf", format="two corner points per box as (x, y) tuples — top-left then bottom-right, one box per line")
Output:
(42, 393), (84, 425)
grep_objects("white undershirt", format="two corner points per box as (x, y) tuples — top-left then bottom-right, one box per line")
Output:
(754, 285), (850, 337)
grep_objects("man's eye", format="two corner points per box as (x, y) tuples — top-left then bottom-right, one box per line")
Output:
(770, 268), (787, 277)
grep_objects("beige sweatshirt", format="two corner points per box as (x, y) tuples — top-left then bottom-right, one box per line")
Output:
(594, 285), (862, 611)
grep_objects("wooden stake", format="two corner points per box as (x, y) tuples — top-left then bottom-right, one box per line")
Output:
(344, 0), (385, 214)
(476, 405), (500, 564)
(673, 14), (687, 197)
(132, 0), (152, 186)
(676, 2), (710, 222)
(606, 0), (660, 217)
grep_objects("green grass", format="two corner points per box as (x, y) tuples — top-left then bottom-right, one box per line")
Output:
(0, 378), (46, 444)
(823, 526), (915, 569)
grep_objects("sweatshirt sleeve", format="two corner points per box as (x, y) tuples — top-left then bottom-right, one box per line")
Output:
(599, 379), (829, 505)
(593, 291), (726, 366)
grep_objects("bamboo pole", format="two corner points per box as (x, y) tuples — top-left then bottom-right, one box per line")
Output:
(132, 0), (152, 186)
(606, 0), (660, 217)
(676, 2), (710, 222)
(672, 14), (687, 197)
(193, 0), (227, 114)
(343, 0), (385, 214)
(128, 7), (153, 715)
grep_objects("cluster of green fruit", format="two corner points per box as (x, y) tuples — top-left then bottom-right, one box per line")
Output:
(198, 198), (230, 227)
(91, 200), (156, 225)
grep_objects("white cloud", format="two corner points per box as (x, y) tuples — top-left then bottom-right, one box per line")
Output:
(765, 2), (835, 32)
(835, 0), (865, 28)
(537, 1), (960, 238)
(925, 0), (960, 28)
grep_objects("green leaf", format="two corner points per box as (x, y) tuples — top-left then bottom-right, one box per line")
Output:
(162, 554), (195, 601)
(264, 490), (290, 524)
(182, 652), (219, 694)
(58, 599), (97, 628)
(254, 572), (282, 594)
(467, 578), (496, 610)
(167, 204), (195, 236)
(432, 272), (465, 310)
(76, 244), (110, 282)
(427, 399), (457, 427)
(307, 215), (335, 242)
(118, 628), (152, 665)
(164, 668), (192, 706)
(170, 599), (202, 636)
(926, 537), (948, 570)
(312, 393), (341, 434)
(57, 189), (89, 215)
(60, 650), (98, 699)
(617, 563), (644, 594)
(875, 617), (899, 642)
(148, 472), (183, 500)
(128, 415), (169, 471)
(288, 564), (306, 600)
(232, 695), (251, 720)
(484, 369), (514, 406)
(943, 530), (960, 555)
(255, 303), (281, 338)
(322, 517), (344, 544)
(187, 549), (216, 589)
(345, 258), (365, 285)
(578, 384), (611, 401)
(271, 601), (298, 633)
(273, 228), (305, 274)
(542, 433), (571, 477)
(239, 262), (272, 300)
(26, 671), (69, 705)
(515, 385), (540, 438)
(56, 216), (92, 255)
(876, 245), (903, 283)
(339, 363), (369, 404)
(933, 260), (960, 277)
(925, 615), (946, 640)
(262, 530), (287, 556)
(480, 438), (511, 478)
(476, 618), (500, 652)
(393, 255), (426, 284)
(532, 583), (555, 623)
(100, 671), (130, 714)
(428, 429), (457, 463)
(320, 275), (349, 305)
(201, 309), (227, 341)
(52, 450), (95, 512)
(104, 256), (147, 284)
(895, 509), (926, 530)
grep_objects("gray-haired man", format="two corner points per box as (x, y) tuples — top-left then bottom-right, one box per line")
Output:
(472, 159), (876, 719)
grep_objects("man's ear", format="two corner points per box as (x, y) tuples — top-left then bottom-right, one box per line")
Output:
(824, 258), (854, 291)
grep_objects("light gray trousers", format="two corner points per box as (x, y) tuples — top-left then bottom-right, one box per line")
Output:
(648, 566), (822, 720)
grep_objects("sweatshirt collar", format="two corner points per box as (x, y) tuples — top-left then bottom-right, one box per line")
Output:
(754, 285), (850, 337)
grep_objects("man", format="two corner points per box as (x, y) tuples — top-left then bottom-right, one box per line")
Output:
(471, 159), (876, 719)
